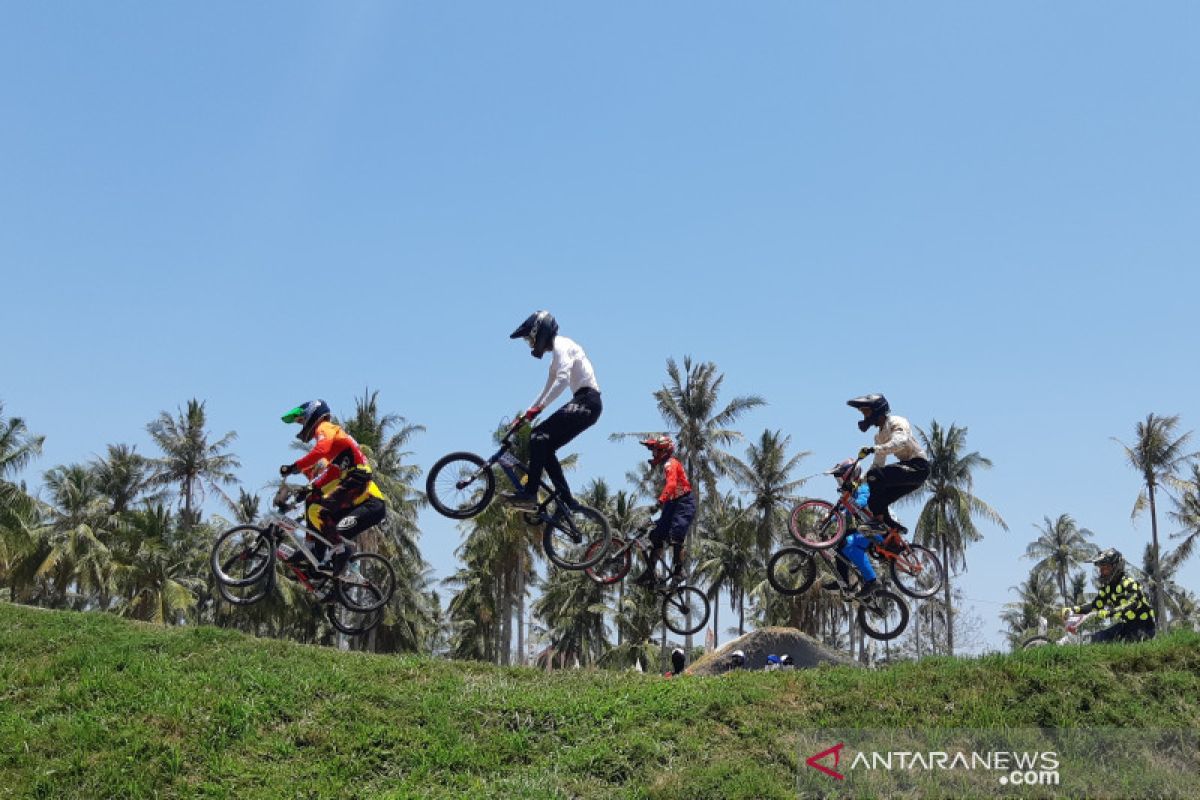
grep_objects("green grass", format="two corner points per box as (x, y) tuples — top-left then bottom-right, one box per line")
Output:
(1, 602), (1198, 799)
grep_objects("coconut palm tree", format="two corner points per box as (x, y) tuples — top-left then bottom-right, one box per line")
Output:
(146, 399), (240, 530)
(1001, 569), (1060, 649)
(91, 443), (159, 515)
(695, 492), (759, 640)
(0, 402), (43, 532)
(611, 356), (765, 510)
(727, 429), (809, 558)
(113, 505), (202, 624)
(532, 566), (609, 668)
(1166, 463), (1200, 570)
(30, 464), (111, 609)
(1023, 514), (1098, 605)
(912, 420), (1007, 655)
(1113, 413), (1196, 624)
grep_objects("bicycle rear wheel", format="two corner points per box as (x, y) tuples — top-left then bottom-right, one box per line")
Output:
(584, 536), (632, 584)
(1021, 636), (1053, 650)
(216, 566), (274, 606)
(543, 504), (611, 570)
(329, 584), (383, 636)
(766, 547), (818, 596)
(425, 452), (495, 519)
(789, 500), (847, 549)
(888, 544), (944, 599)
(662, 585), (710, 636)
(337, 553), (396, 612)
(856, 589), (909, 641)
(211, 525), (275, 587)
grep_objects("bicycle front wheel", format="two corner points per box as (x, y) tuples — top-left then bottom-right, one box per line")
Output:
(426, 452), (495, 519)
(211, 525), (275, 587)
(888, 544), (944, 599)
(789, 500), (847, 549)
(337, 553), (396, 612)
(857, 589), (910, 641)
(766, 547), (818, 596)
(543, 504), (611, 570)
(329, 585), (383, 636)
(1021, 636), (1053, 650)
(584, 536), (631, 584)
(662, 585), (710, 636)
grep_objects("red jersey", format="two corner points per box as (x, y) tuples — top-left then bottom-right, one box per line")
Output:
(294, 421), (372, 492)
(658, 457), (692, 504)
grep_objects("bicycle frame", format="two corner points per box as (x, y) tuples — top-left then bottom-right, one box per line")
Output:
(824, 455), (925, 576)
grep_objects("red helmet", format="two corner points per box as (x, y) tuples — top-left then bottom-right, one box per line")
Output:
(640, 434), (675, 466)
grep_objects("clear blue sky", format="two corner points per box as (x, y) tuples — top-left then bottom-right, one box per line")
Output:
(3, 2), (1198, 652)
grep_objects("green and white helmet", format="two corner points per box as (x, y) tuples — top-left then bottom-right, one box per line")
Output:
(282, 399), (331, 442)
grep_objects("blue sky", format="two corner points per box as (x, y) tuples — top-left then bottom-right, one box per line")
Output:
(3, 2), (1198, 652)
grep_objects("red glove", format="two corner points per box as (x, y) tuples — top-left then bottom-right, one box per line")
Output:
(523, 406), (542, 421)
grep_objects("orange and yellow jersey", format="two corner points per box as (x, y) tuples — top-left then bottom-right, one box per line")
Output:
(294, 421), (385, 505)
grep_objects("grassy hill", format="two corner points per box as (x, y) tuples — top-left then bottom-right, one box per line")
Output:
(2, 602), (1198, 799)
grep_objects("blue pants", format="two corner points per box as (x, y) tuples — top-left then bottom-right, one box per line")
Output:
(838, 532), (880, 583)
(651, 493), (697, 546)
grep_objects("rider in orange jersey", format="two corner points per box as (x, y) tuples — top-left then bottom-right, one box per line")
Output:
(280, 400), (386, 575)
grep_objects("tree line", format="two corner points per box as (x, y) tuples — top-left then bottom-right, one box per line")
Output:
(3, 368), (1198, 667)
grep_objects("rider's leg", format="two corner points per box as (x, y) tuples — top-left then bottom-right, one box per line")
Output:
(520, 389), (602, 506)
(635, 518), (669, 585)
(865, 458), (930, 531)
(667, 494), (696, 581)
(1092, 617), (1155, 644)
(319, 498), (386, 574)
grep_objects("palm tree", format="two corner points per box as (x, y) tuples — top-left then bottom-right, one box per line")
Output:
(695, 492), (759, 641)
(1114, 413), (1196, 624)
(0, 401), (44, 527)
(532, 567), (609, 668)
(727, 429), (809, 558)
(1166, 463), (1200, 571)
(112, 505), (202, 624)
(91, 443), (159, 514)
(1001, 569), (1060, 649)
(1023, 514), (1098, 605)
(31, 464), (113, 609)
(912, 421), (1007, 655)
(146, 399), (240, 530)
(612, 356), (765, 509)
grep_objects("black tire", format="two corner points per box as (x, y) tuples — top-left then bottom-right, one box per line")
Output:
(888, 544), (945, 599)
(766, 547), (818, 596)
(1022, 636), (1053, 650)
(216, 566), (274, 606)
(584, 536), (632, 584)
(857, 589), (910, 641)
(337, 552), (396, 613)
(328, 585), (383, 636)
(789, 500), (847, 550)
(426, 452), (495, 519)
(211, 525), (275, 587)
(662, 585), (710, 636)
(542, 504), (612, 570)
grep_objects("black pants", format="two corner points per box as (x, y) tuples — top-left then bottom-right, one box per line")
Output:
(526, 388), (602, 502)
(310, 497), (387, 560)
(1091, 617), (1156, 644)
(865, 457), (930, 528)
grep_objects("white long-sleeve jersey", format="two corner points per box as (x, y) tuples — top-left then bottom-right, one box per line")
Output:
(529, 335), (600, 410)
(872, 414), (927, 468)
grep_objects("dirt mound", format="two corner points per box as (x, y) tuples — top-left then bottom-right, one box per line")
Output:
(686, 627), (859, 675)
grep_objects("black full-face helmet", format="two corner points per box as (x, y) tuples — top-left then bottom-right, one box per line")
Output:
(847, 394), (890, 432)
(510, 310), (559, 359)
(1091, 547), (1126, 587)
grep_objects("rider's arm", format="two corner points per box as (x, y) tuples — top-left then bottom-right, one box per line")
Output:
(659, 460), (680, 504)
(294, 428), (335, 474)
(1070, 592), (1103, 616)
(530, 342), (570, 411)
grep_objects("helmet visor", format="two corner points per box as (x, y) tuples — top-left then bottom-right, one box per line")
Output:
(282, 405), (306, 424)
